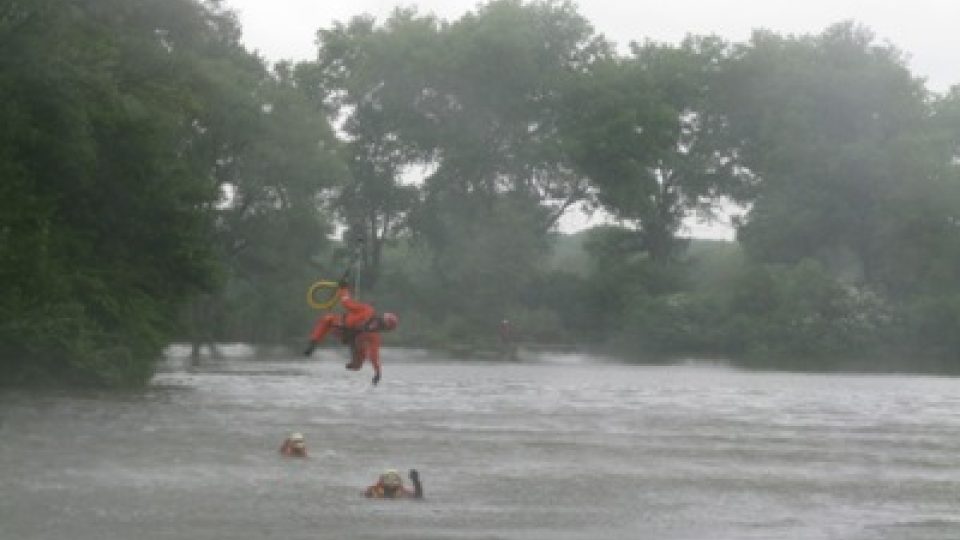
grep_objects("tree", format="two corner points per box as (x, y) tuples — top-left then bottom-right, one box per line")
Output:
(311, 2), (610, 289)
(314, 10), (442, 288)
(0, 0), (309, 385)
(184, 60), (347, 353)
(714, 22), (934, 283)
(705, 23), (960, 365)
(560, 37), (743, 261)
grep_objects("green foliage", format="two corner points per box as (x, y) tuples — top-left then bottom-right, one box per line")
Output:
(716, 22), (942, 285)
(900, 294), (960, 363)
(314, 9), (443, 288)
(611, 258), (898, 368)
(0, 0), (341, 386)
(6, 0), (960, 382)
(313, 1), (609, 288)
(183, 60), (347, 348)
(520, 269), (596, 342)
(614, 291), (730, 358)
(560, 36), (744, 260)
(413, 194), (551, 323)
(728, 261), (895, 365)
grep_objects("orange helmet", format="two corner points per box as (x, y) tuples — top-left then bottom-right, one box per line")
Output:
(381, 312), (399, 331)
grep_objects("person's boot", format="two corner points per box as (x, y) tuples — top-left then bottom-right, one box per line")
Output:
(303, 341), (317, 357)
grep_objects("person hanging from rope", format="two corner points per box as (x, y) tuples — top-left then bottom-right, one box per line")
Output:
(303, 271), (399, 386)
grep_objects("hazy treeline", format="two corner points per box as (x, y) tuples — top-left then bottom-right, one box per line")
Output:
(2, 0), (959, 386)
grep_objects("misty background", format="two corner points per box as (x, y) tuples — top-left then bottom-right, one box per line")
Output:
(2, 0), (959, 386)
(5, 3), (960, 539)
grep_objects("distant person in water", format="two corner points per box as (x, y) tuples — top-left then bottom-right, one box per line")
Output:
(365, 469), (423, 499)
(279, 432), (307, 457)
(303, 277), (398, 386)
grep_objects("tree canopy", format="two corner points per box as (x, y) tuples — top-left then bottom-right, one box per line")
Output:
(0, 0), (343, 384)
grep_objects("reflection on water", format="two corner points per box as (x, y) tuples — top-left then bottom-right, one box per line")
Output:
(3, 349), (960, 540)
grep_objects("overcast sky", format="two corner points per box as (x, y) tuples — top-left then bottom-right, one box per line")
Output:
(223, 0), (959, 237)
(227, 0), (958, 92)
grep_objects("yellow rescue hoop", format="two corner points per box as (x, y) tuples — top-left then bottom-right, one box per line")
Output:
(306, 280), (340, 310)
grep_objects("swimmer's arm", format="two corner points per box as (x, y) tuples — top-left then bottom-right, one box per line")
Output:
(409, 469), (423, 499)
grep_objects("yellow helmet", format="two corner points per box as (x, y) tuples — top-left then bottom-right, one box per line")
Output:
(381, 469), (402, 488)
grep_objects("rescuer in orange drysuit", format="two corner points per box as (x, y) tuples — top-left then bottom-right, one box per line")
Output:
(303, 281), (398, 386)
(279, 432), (308, 458)
(364, 469), (423, 499)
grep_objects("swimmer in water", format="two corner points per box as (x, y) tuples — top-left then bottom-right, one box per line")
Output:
(279, 432), (307, 457)
(364, 469), (423, 499)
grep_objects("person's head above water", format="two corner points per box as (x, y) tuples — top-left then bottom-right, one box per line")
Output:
(280, 432), (307, 457)
(381, 469), (402, 487)
(289, 432), (305, 448)
(366, 468), (423, 499)
(379, 469), (404, 496)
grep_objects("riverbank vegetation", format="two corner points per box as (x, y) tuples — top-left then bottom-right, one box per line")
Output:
(2, 0), (959, 386)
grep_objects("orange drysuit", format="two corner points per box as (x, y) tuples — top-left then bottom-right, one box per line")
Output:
(364, 482), (418, 499)
(309, 287), (383, 382)
(279, 438), (307, 458)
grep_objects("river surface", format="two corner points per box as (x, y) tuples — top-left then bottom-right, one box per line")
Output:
(3, 348), (960, 540)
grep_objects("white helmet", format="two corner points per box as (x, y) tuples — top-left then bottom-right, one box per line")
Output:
(289, 432), (305, 445)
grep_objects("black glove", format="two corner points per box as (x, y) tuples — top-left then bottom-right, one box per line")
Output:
(372, 372), (381, 386)
(303, 341), (316, 357)
(409, 468), (423, 499)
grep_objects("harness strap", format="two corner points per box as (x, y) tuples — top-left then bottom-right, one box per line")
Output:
(335, 314), (385, 346)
